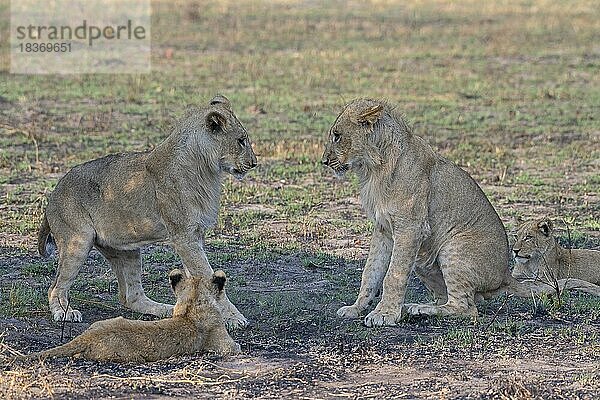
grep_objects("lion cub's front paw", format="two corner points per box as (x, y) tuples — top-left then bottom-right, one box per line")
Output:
(364, 308), (402, 327)
(224, 312), (248, 330)
(52, 308), (83, 323)
(404, 302), (435, 316)
(209, 340), (241, 356)
(225, 315), (248, 330)
(336, 305), (362, 319)
(218, 295), (248, 330)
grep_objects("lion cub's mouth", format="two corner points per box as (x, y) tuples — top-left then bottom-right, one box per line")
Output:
(514, 255), (531, 263)
(512, 271), (533, 280)
(231, 167), (250, 180)
(330, 163), (349, 177)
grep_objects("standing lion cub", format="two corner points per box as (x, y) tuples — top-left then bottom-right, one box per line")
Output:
(323, 98), (600, 327)
(39, 95), (256, 329)
(24, 269), (240, 362)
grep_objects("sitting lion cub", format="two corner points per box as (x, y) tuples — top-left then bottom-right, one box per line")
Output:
(323, 98), (600, 327)
(38, 95), (256, 329)
(24, 269), (240, 362)
(513, 218), (600, 285)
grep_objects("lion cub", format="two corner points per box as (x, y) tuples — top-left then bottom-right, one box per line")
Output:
(513, 218), (600, 285)
(323, 98), (599, 327)
(38, 95), (256, 329)
(25, 270), (240, 362)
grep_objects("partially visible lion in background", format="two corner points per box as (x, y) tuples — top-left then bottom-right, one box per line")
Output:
(322, 98), (600, 327)
(512, 218), (600, 285)
(22, 269), (240, 362)
(38, 95), (256, 329)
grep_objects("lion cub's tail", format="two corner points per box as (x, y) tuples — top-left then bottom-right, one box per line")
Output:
(20, 341), (82, 361)
(37, 213), (56, 258)
(505, 277), (600, 297)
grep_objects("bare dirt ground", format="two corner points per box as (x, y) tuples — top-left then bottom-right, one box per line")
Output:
(1, 244), (598, 399)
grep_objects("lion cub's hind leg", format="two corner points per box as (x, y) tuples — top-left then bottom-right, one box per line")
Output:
(414, 260), (448, 306)
(405, 247), (478, 317)
(48, 231), (94, 322)
(98, 247), (174, 318)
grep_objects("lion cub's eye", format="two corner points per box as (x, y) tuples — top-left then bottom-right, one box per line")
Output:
(332, 131), (341, 143)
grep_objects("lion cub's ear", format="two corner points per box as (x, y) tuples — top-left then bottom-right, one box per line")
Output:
(169, 269), (185, 292)
(212, 270), (227, 293)
(354, 104), (384, 126)
(209, 94), (232, 111)
(537, 219), (553, 236)
(206, 111), (228, 132)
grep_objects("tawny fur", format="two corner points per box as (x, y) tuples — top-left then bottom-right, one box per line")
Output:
(323, 98), (600, 327)
(38, 95), (257, 329)
(23, 270), (240, 362)
(512, 218), (600, 286)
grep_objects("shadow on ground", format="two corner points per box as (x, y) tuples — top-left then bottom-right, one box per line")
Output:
(1, 244), (598, 399)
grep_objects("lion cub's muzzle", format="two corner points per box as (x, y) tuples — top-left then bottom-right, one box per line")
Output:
(232, 158), (257, 179)
(512, 249), (530, 263)
(322, 155), (348, 176)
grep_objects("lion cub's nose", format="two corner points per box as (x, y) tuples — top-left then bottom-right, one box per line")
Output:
(249, 153), (258, 169)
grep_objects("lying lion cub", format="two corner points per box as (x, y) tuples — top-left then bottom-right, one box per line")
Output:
(24, 270), (240, 362)
(323, 98), (600, 327)
(513, 218), (600, 285)
(39, 95), (256, 329)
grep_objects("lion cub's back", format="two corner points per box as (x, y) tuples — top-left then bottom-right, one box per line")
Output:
(46, 152), (161, 239)
(81, 317), (199, 362)
(571, 248), (600, 285)
(430, 157), (508, 242)
(50, 152), (149, 204)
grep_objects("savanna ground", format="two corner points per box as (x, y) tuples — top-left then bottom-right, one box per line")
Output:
(0, 0), (599, 398)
